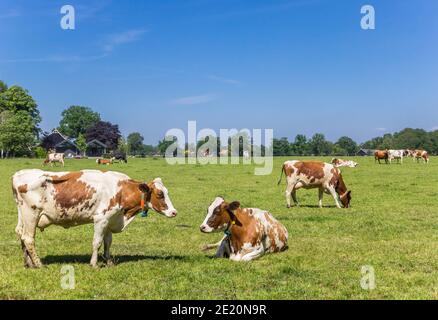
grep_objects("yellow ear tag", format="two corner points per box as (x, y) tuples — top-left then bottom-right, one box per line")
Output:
(231, 221), (236, 225)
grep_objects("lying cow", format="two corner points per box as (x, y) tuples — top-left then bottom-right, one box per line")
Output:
(388, 150), (404, 164)
(96, 158), (113, 165)
(200, 197), (288, 261)
(374, 150), (389, 164)
(43, 153), (65, 167)
(12, 169), (177, 268)
(278, 161), (352, 209)
(331, 158), (358, 168)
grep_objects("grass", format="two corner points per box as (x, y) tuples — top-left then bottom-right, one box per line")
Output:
(0, 156), (437, 300)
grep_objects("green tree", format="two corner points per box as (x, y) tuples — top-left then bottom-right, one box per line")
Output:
(0, 111), (37, 157)
(291, 134), (308, 155)
(59, 106), (101, 138)
(0, 81), (7, 94)
(76, 134), (87, 155)
(335, 136), (358, 156)
(308, 133), (331, 156)
(273, 137), (290, 156)
(0, 85), (41, 131)
(127, 132), (144, 155)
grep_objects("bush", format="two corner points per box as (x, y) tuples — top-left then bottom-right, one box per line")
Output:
(34, 147), (47, 159)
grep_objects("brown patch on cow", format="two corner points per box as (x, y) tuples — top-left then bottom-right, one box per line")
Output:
(105, 179), (169, 218)
(227, 207), (260, 252)
(284, 164), (295, 177)
(31, 205), (37, 210)
(17, 184), (28, 194)
(50, 172), (96, 215)
(293, 161), (325, 180)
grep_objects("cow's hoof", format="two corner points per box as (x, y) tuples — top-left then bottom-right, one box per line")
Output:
(106, 260), (115, 267)
(286, 205), (291, 209)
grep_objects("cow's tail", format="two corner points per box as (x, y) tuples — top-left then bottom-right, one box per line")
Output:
(277, 164), (286, 185)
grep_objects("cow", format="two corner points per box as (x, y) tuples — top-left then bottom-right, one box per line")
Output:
(414, 150), (430, 163)
(243, 150), (250, 160)
(96, 158), (113, 165)
(43, 153), (65, 167)
(331, 158), (359, 168)
(278, 161), (352, 209)
(374, 150), (389, 164)
(200, 197), (288, 261)
(111, 151), (127, 164)
(387, 150), (404, 164)
(12, 169), (177, 268)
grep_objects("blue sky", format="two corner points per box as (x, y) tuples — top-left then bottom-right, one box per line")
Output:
(1, 0), (437, 144)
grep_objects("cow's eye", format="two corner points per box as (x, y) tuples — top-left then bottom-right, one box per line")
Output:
(157, 191), (164, 198)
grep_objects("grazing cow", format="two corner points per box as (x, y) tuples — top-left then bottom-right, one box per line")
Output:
(12, 170), (177, 268)
(43, 153), (65, 167)
(414, 150), (430, 163)
(278, 161), (352, 209)
(388, 150), (404, 164)
(374, 150), (389, 164)
(111, 151), (128, 164)
(331, 158), (358, 168)
(200, 197), (288, 261)
(96, 158), (113, 165)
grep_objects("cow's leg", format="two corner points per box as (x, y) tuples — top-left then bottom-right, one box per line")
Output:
(291, 189), (299, 207)
(20, 210), (42, 268)
(231, 245), (264, 262)
(90, 217), (108, 268)
(318, 188), (324, 208)
(285, 183), (293, 208)
(202, 235), (227, 252)
(329, 188), (342, 209)
(103, 231), (113, 266)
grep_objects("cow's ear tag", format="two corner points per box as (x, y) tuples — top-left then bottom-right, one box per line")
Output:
(141, 210), (148, 218)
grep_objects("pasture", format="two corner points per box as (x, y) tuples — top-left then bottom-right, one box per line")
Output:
(0, 157), (437, 299)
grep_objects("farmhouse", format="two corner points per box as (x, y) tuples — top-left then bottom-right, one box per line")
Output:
(41, 129), (110, 157)
(357, 148), (374, 156)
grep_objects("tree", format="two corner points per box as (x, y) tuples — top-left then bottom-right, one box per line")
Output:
(0, 111), (37, 157)
(309, 133), (332, 156)
(0, 81), (7, 94)
(127, 132), (144, 155)
(158, 136), (178, 156)
(335, 136), (358, 156)
(59, 106), (100, 138)
(273, 137), (290, 156)
(76, 134), (87, 155)
(85, 121), (121, 151)
(0, 85), (41, 133)
(291, 134), (308, 156)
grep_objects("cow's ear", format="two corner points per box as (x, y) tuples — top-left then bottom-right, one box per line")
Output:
(139, 183), (150, 193)
(228, 201), (240, 212)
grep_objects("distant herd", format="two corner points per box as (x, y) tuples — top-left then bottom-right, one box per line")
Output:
(12, 148), (430, 267)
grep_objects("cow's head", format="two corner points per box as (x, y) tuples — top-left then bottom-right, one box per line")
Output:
(138, 178), (177, 218)
(200, 197), (240, 233)
(340, 191), (352, 208)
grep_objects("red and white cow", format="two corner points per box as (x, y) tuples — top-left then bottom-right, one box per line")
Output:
(200, 197), (288, 261)
(278, 161), (352, 209)
(374, 150), (389, 164)
(12, 169), (177, 268)
(43, 153), (65, 167)
(331, 158), (358, 168)
(414, 150), (430, 163)
(96, 158), (113, 165)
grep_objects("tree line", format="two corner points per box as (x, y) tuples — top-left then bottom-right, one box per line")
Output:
(1, 79), (437, 158)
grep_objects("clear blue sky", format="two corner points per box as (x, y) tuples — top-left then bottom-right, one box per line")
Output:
(1, 0), (437, 144)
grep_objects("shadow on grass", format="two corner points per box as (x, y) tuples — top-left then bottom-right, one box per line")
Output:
(42, 254), (188, 265)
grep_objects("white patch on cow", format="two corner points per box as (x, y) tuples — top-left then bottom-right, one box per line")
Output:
(200, 197), (224, 233)
(151, 177), (177, 217)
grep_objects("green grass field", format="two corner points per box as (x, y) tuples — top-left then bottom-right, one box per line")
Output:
(0, 157), (437, 300)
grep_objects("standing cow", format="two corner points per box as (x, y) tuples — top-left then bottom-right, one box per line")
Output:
(43, 153), (65, 167)
(414, 150), (430, 163)
(388, 150), (404, 164)
(200, 197), (288, 261)
(12, 170), (177, 268)
(374, 150), (389, 164)
(278, 161), (352, 209)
